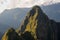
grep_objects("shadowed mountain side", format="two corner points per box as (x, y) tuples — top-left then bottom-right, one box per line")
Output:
(21, 31), (35, 40)
(56, 22), (60, 40)
(17, 5), (57, 40)
(1, 28), (35, 40)
(2, 28), (23, 40)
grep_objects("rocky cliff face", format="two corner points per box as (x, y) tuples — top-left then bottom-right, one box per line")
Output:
(1, 28), (35, 40)
(2, 5), (58, 40)
(17, 5), (57, 40)
(18, 6), (48, 40)
(1, 28), (22, 40)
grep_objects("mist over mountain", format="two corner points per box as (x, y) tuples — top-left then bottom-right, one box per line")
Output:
(0, 23), (9, 33)
(0, 8), (30, 32)
(41, 3), (60, 22)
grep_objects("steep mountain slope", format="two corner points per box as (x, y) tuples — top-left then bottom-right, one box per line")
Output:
(17, 6), (57, 40)
(1, 28), (22, 40)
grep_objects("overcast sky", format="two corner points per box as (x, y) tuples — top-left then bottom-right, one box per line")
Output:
(0, 0), (60, 13)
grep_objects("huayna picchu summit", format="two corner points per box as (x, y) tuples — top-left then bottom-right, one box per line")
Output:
(2, 5), (58, 40)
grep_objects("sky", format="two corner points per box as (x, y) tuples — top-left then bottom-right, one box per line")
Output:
(0, 0), (60, 13)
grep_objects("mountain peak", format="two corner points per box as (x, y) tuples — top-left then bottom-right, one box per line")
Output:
(19, 5), (51, 40)
(27, 5), (43, 18)
(32, 5), (40, 9)
(32, 5), (42, 12)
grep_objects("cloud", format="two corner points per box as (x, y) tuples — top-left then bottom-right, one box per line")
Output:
(0, 0), (60, 13)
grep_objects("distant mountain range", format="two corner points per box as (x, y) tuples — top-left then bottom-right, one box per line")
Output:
(41, 3), (60, 22)
(0, 32), (3, 40)
(0, 8), (30, 32)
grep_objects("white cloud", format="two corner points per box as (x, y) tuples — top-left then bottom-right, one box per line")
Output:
(0, 0), (60, 13)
